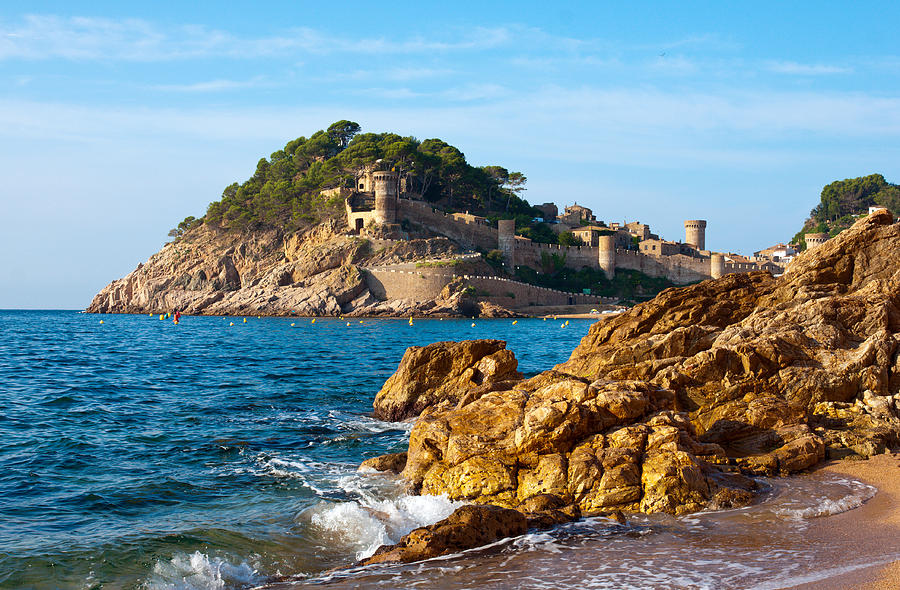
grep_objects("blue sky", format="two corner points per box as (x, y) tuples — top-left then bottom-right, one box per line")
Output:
(2, 1), (900, 308)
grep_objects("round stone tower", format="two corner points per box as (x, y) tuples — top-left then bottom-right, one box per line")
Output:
(373, 170), (399, 225)
(710, 253), (725, 279)
(684, 220), (707, 251)
(804, 232), (828, 250)
(598, 234), (616, 280)
(498, 219), (516, 270)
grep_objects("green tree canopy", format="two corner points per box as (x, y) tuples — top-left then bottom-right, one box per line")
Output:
(199, 121), (538, 233)
(792, 174), (898, 249)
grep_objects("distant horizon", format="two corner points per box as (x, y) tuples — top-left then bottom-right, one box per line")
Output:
(2, 1), (899, 308)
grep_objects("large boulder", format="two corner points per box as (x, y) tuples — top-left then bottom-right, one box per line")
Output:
(360, 504), (527, 565)
(373, 339), (523, 422)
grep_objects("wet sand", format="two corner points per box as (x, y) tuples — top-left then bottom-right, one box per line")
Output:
(787, 452), (900, 590)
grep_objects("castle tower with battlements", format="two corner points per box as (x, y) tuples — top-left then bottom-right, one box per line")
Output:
(804, 233), (828, 250)
(373, 170), (399, 225)
(684, 220), (707, 251)
(598, 235), (616, 279)
(498, 219), (516, 270)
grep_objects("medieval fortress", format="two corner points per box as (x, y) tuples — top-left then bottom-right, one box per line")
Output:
(340, 168), (802, 297)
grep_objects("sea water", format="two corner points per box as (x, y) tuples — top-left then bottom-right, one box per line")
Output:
(0, 311), (591, 588)
(0, 311), (891, 589)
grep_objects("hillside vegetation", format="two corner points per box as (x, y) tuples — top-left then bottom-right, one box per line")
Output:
(792, 174), (899, 249)
(171, 120), (538, 235)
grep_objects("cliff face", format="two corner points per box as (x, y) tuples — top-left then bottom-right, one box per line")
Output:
(371, 210), (900, 525)
(86, 220), (489, 317)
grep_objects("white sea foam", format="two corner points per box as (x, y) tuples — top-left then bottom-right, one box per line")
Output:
(306, 493), (466, 561)
(774, 478), (876, 520)
(248, 454), (356, 495)
(142, 551), (261, 590)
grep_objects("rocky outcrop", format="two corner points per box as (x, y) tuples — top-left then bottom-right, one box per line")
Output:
(370, 210), (900, 530)
(360, 504), (528, 566)
(557, 208), (900, 466)
(86, 220), (517, 317)
(359, 452), (407, 474)
(373, 340), (523, 422)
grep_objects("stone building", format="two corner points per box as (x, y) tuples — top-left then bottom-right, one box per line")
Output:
(753, 243), (797, 263)
(559, 203), (596, 226)
(346, 170), (400, 233)
(534, 202), (558, 221)
(572, 225), (609, 247)
(451, 211), (489, 226)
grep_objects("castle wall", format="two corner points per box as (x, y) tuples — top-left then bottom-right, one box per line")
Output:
(614, 250), (711, 283)
(386, 198), (775, 286)
(363, 267), (612, 308)
(398, 200), (499, 251)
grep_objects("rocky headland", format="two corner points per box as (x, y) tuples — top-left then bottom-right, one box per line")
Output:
(86, 219), (514, 318)
(359, 209), (900, 564)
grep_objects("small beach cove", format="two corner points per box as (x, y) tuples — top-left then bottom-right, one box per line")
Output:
(263, 456), (900, 589)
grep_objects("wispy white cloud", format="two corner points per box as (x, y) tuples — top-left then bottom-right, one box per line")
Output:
(149, 77), (269, 93)
(4, 85), (899, 152)
(0, 15), (512, 61)
(646, 55), (699, 74)
(336, 67), (456, 82)
(766, 60), (852, 75)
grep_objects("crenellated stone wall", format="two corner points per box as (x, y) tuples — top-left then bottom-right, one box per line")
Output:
(398, 200), (499, 251)
(363, 266), (612, 308)
(386, 198), (781, 285)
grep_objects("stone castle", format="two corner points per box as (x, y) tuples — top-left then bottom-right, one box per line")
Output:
(343, 168), (788, 285)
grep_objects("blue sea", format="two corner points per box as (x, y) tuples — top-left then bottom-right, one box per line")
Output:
(0, 311), (595, 588)
(1, 311), (894, 590)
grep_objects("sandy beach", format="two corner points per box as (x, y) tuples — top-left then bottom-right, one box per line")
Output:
(786, 452), (900, 589)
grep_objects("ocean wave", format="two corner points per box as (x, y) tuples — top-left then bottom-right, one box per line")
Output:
(304, 493), (466, 561)
(142, 551), (262, 590)
(773, 477), (876, 521)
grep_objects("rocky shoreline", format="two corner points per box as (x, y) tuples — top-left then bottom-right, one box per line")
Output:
(86, 220), (521, 319)
(354, 209), (900, 564)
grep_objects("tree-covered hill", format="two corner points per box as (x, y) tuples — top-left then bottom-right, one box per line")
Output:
(173, 120), (538, 236)
(791, 174), (900, 249)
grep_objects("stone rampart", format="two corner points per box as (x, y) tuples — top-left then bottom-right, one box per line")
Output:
(392, 199), (775, 285)
(614, 250), (711, 284)
(399, 200), (499, 251)
(363, 266), (612, 308)
(512, 242), (711, 285)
